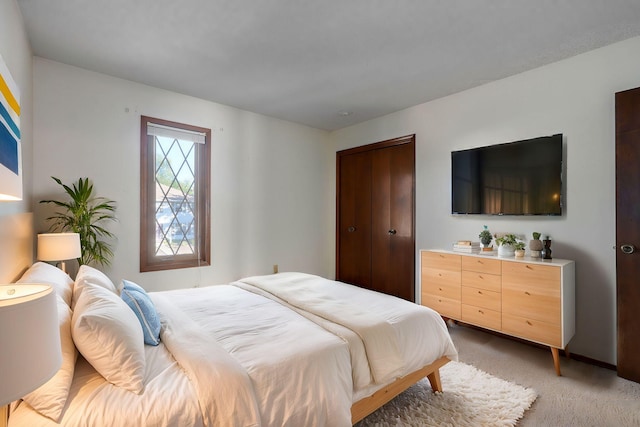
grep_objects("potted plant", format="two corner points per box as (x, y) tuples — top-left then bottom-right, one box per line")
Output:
(514, 241), (526, 257)
(529, 232), (543, 258)
(478, 226), (493, 251)
(40, 177), (117, 267)
(495, 233), (519, 257)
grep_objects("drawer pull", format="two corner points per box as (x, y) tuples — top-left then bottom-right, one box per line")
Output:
(478, 310), (484, 314)
(526, 265), (533, 270)
(526, 320), (533, 326)
(478, 275), (484, 280)
(524, 291), (531, 296)
(438, 273), (442, 277)
(438, 287), (443, 291)
(439, 254), (445, 258)
(477, 290), (483, 295)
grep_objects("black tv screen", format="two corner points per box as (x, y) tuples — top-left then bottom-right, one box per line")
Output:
(451, 134), (563, 215)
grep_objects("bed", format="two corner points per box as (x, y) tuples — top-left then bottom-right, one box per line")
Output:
(8, 263), (457, 426)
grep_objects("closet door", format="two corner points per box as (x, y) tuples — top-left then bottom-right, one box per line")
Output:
(337, 150), (372, 288)
(336, 135), (415, 301)
(371, 141), (415, 301)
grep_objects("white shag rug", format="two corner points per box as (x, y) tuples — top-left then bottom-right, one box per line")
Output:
(356, 361), (537, 427)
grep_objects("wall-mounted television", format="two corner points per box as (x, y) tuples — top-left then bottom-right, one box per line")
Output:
(451, 134), (563, 215)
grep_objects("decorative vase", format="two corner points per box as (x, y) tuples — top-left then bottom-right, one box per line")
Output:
(515, 249), (525, 257)
(541, 238), (552, 259)
(529, 239), (543, 258)
(498, 243), (515, 257)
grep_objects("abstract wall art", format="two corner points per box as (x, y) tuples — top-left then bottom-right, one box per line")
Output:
(0, 53), (22, 200)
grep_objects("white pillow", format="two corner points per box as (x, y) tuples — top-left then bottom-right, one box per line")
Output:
(72, 264), (118, 309)
(17, 262), (74, 307)
(72, 282), (146, 393)
(22, 296), (78, 421)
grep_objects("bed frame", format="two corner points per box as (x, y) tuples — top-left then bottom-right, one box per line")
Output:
(351, 356), (450, 424)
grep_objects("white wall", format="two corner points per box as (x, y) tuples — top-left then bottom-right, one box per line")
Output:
(331, 36), (640, 365)
(0, 0), (33, 216)
(32, 58), (335, 291)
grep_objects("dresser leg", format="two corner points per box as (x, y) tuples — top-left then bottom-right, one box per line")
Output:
(551, 347), (562, 376)
(1, 404), (8, 427)
(564, 345), (570, 359)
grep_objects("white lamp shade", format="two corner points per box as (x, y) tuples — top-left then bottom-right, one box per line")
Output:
(37, 233), (82, 261)
(0, 284), (62, 406)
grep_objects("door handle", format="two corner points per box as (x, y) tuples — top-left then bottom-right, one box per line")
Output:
(348, 226), (356, 233)
(621, 244), (635, 254)
(388, 229), (397, 235)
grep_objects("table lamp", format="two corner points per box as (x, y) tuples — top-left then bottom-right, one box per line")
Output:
(37, 233), (82, 273)
(0, 284), (61, 427)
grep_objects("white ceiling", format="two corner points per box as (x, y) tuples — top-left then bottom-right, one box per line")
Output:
(17, 0), (640, 130)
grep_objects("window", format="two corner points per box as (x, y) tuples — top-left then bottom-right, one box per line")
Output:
(140, 116), (210, 271)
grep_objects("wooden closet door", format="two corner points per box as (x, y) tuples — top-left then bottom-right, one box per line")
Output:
(371, 141), (415, 301)
(337, 151), (372, 288)
(336, 135), (415, 301)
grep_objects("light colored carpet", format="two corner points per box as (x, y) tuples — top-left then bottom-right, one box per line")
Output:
(356, 361), (537, 426)
(448, 324), (640, 426)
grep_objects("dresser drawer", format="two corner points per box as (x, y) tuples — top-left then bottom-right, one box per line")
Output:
(461, 256), (501, 275)
(502, 261), (560, 290)
(461, 286), (501, 312)
(462, 304), (501, 331)
(502, 286), (560, 325)
(502, 313), (561, 348)
(422, 267), (461, 290)
(422, 294), (461, 319)
(423, 279), (460, 300)
(461, 270), (501, 293)
(422, 251), (461, 272)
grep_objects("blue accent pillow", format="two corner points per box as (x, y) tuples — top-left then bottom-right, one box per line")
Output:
(121, 279), (161, 346)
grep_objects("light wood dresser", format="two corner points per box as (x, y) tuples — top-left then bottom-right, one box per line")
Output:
(420, 249), (575, 375)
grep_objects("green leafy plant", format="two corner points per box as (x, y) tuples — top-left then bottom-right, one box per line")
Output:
(479, 226), (493, 245)
(514, 241), (526, 251)
(532, 231), (541, 240)
(495, 233), (518, 246)
(40, 177), (117, 266)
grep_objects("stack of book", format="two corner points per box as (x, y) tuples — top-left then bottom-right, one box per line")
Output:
(453, 241), (481, 253)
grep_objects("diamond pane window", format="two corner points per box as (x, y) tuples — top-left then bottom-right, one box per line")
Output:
(140, 116), (210, 272)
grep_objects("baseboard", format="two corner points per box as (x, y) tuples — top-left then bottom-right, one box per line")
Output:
(454, 321), (616, 371)
(568, 352), (616, 371)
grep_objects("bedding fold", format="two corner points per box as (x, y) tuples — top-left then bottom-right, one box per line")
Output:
(234, 272), (405, 384)
(154, 285), (353, 427)
(151, 293), (261, 427)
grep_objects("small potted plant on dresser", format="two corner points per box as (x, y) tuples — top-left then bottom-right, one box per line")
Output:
(479, 226), (493, 251)
(529, 232), (543, 258)
(495, 233), (518, 257)
(514, 241), (526, 257)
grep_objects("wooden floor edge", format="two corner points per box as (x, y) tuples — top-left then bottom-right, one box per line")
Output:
(350, 356), (451, 425)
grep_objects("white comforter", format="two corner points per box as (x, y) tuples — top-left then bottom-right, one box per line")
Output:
(9, 344), (206, 427)
(153, 285), (353, 427)
(234, 273), (403, 384)
(233, 272), (458, 401)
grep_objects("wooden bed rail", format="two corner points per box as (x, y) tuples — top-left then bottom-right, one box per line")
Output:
(351, 356), (450, 424)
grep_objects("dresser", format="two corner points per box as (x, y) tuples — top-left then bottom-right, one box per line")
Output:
(421, 249), (575, 375)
